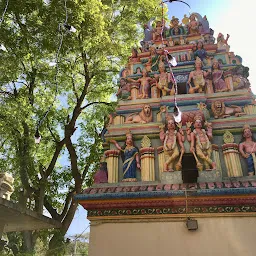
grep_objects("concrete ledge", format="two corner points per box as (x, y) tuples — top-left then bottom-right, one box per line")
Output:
(0, 198), (62, 233)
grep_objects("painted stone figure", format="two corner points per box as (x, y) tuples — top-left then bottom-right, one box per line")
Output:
(217, 33), (230, 51)
(211, 60), (229, 92)
(189, 41), (197, 60)
(159, 117), (185, 172)
(232, 65), (250, 90)
(110, 132), (141, 182)
(187, 13), (199, 35)
(125, 104), (153, 124)
(127, 69), (153, 99)
(154, 62), (174, 96)
(187, 57), (209, 93)
(152, 20), (163, 41)
(187, 115), (216, 171)
(116, 78), (131, 100)
(194, 41), (208, 64)
(239, 124), (256, 176)
(146, 47), (163, 72)
(93, 161), (108, 184)
(169, 16), (184, 36)
(211, 100), (244, 119)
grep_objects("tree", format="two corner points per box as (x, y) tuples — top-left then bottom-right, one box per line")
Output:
(0, 0), (162, 254)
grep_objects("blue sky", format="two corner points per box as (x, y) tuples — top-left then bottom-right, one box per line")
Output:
(66, 0), (255, 237)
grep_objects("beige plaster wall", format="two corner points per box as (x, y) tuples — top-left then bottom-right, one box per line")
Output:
(89, 217), (256, 256)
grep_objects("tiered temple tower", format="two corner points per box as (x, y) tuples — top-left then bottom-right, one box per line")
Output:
(75, 12), (256, 256)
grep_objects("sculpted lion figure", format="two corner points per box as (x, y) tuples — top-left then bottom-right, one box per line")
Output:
(125, 104), (153, 124)
(211, 100), (244, 119)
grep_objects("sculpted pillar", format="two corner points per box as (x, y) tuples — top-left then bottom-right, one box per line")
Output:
(212, 144), (221, 172)
(140, 136), (155, 181)
(222, 131), (243, 177)
(243, 104), (256, 115)
(157, 146), (165, 176)
(105, 150), (119, 183)
(130, 84), (139, 100)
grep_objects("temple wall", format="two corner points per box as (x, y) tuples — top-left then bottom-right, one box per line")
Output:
(89, 217), (256, 256)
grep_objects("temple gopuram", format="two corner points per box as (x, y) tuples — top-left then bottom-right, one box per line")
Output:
(75, 11), (256, 256)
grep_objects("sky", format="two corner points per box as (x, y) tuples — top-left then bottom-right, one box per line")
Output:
(66, 0), (255, 237)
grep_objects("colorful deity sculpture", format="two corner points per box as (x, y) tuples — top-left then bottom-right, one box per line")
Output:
(110, 132), (141, 182)
(217, 33), (230, 51)
(146, 47), (163, 72)
(187, 57), (209, 93)
(152, 20), (163, 41)
(187, 115), (216, 171)
(211, 59), (229, 92)
(116, 78), (131, 100)
(169, 16), (184, 36)
(159, 117), (185, 172)
(194, 41), (208, 65)
(154, 62), (174, 96)
(187, 13), (199, 35)
(127, 69), (153, 99)
(239, 124), (256, 176)
(232, 65), (250, 90)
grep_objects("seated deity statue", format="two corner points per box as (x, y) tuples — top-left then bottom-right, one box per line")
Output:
(154, 62), (175, 96)
(116, 78), (131, 100)
(145, 47), (163, 72)
(152, 20), (163, 41)
(169, 16), (184, 36)
(187, 13), (199, 35)
(159, 116), (185, 172)
(239, 124), (256, 176)
(187, 57), (210, 94)
(187, 115), (216, 171)
(232, 65), (250, 90)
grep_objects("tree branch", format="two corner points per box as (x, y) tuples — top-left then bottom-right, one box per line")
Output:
(71, 75), (79, 100)
(44, 196), (61, 221)
(59, 190), (74, 221)
(65, 136), (82, 193)
(45, 140), (65, 178)
(81, 101), (111, 110)
(46, 119), (59, 143)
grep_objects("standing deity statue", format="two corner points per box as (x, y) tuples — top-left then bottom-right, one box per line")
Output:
(187, 57), (210, 93)
(211, 59), (229, 92)
(217, 33), (230, 51)
(110, 132), (141, 182)
(239, 124), (256, 176)
(127, 69), (153, 99)
(160, 117), (185, 172)
(187, 115), (216, 171)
